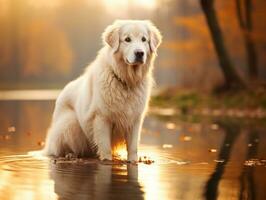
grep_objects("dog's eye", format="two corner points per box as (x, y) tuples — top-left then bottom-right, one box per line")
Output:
(142, 37), (147, 42)
(125, 37), (131, 42)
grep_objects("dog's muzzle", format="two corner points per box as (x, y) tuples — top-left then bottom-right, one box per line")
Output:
(134, 50), (144, 63)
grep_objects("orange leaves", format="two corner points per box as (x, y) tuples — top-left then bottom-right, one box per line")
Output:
(37, 141), (45, 147)
(173, 15), (209, 35)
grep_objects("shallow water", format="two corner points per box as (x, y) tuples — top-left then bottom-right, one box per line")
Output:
(0, 100), (266, 200)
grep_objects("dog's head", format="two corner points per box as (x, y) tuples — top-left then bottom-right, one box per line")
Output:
(103, 20), (162, 66)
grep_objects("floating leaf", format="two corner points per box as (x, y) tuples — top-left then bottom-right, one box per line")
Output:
(209, 149), (217, 153)
(182, 136), (192, 141)
(211, 124), (219, 130)
(162, 144), (173, 148)
(4, 135), (11, 140)
(166, 122), (176, 130)
(8, 126), (16, 133)
(37, 141), (45, 147)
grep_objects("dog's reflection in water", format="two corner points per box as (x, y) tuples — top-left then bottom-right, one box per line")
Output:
(49, 161), (144, 200)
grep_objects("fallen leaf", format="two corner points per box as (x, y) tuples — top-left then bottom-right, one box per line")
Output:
(166, 123), (176, 130)
(182, 136), (192, 141)
(244, 159), (266, 167)
(211, 124), (219, 130)
(139, 156), (154, 165)
(214, 159), (225, 163)
(8, 126), (16, 133)
(209, 149), (217, 153)
(37, 141), (45, 147)
(4, 135), (11, 140)
(198, 162), (209, 165)
(162, 144), (173, 148)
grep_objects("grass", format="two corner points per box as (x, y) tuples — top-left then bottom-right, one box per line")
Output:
(150, 87), (266, 111)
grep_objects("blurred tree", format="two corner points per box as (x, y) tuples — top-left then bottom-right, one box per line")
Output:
(236, 0), (258, 81)
(57, 0), (106, 77)
(239, 129), (258, 200)
(204, 119), (241, 200)
(8, 0), (24, 81)
(173, 15), (224, 90)
(20, 20), (73, 79)
(200, 0), (245, 90)
(0, 5), (12, 77)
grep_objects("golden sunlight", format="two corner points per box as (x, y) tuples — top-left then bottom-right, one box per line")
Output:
(133, 0), (157, 9)
(112, 145), (166, 199)
(0, 154), (56, 200)
(27, 151), (48, 160)
(138, 164), (162, 200)
(0, 0), (8, 16)
(28, 0), (61, 9)
(114, 147), (128, 160)
(102, 0), (157, 15)
(102, 0), (128, 9)
(138, 148), (168, 200)
(112, 143), (128, 160)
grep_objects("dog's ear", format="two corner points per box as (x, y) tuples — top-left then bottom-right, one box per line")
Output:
(102, 23), (120, 52)
(146, 21), (162, 53)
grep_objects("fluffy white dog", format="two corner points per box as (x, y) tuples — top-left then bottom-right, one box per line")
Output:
(43, 20), (162, 162)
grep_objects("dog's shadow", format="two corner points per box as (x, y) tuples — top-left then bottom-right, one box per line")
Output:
(49, 160), (144, 200)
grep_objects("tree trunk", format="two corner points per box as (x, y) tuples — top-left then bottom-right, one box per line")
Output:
(236, 0), (258, 81)
(245, 32), (258, 80)
(200, 0), (245, 90)
(204, 119), (240, 200)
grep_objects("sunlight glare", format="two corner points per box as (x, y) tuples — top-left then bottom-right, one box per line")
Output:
(112, 143), (127, 160)
(28, 0), (61, 9)
(138, 162), (165, 200)
(137, 147), (168, 200)
(27, 150), (48, 160)
(0, 0), (9, 17)
(102, 0), (157, 15)
(134, 0), (157, 10)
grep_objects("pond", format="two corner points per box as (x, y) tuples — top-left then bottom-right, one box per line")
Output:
(0, 100), (266, 200)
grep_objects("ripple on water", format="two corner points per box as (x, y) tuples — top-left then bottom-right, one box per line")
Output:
(0, 152), (49, 172)
(244, 158), (266, 167)
(0, 152), (187, 174)
(138, 149), (190, 165)
(0, 151), (189, 200)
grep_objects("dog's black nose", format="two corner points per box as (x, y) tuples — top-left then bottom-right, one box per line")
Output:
(135, 50), (144, 59)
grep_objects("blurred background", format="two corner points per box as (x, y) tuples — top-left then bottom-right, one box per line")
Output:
(1, 0), (266, 116)
(1, 0), (266, 92)
(1, 1), (266, 199)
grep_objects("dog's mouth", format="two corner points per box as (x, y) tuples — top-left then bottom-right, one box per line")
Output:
(125, 59), (144, 66)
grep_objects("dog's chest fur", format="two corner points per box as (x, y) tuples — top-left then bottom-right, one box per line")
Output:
(101, 71), (149, 127)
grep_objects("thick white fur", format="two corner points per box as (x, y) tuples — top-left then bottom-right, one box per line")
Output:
(43, 20), (162, 162)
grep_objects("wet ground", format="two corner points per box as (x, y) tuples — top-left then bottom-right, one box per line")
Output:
(0, 100), (266, 200)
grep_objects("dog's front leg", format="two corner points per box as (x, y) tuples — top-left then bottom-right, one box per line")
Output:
(126, 119), (142, 162)
(93, 116), (112, 160)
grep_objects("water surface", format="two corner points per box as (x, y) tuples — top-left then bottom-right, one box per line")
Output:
(0, 100), (266, 200)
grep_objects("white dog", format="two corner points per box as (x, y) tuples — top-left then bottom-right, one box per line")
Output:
(43, 20), (162, 162)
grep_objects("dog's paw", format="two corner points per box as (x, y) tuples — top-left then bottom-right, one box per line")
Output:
(99, 153), (112, 161)
(100, 158), (114, 165)
(128, 153), (138, 164)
